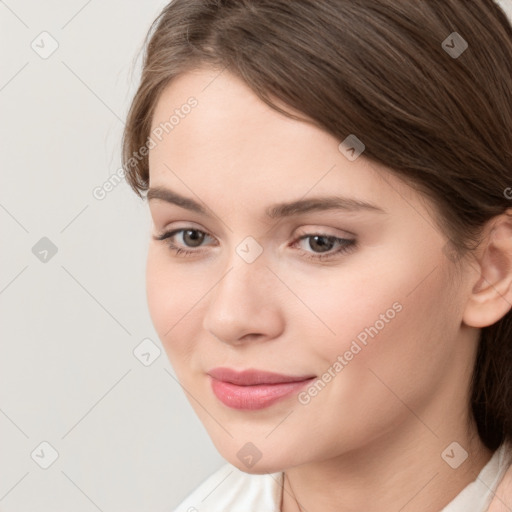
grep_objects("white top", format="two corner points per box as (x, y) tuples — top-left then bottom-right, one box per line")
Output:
(173, 442), (511, 512)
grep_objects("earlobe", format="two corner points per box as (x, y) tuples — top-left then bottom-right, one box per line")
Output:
(462, 211), (512, 329)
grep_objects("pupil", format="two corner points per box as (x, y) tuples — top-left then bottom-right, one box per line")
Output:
(184, 230), (204, 247)
(310, 235), (334, 253)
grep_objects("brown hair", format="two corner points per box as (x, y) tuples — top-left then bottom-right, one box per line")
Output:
(122, 0), (512, 451)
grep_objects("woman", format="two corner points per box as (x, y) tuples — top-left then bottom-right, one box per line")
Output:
(122, 1), (512, 510)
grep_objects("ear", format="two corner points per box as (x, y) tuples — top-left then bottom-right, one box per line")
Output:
(462, 210), (512, 328)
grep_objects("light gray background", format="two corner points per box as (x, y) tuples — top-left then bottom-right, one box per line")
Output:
(1, 1), (511, 511)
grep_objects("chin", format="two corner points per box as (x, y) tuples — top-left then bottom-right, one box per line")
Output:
(227, 457), (287, 475)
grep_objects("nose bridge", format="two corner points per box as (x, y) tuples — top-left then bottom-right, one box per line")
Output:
(202, 246), (280, 343)
(212, 251), (268, 312)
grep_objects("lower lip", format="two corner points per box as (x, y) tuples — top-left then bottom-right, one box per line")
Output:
(209, 376), (315, 410)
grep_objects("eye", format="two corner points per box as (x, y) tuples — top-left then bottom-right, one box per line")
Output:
(153, 228), (214, 256)
(153, 227), (357, 261)
(292, 233), (357, 261)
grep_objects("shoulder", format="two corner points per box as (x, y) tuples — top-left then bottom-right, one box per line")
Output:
(172, 462), (284, 512)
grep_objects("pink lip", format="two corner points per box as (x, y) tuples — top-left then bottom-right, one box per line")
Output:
(207, 367), (316, 410)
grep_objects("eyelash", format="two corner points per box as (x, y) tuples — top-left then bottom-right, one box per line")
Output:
(153, 228), (357, 261)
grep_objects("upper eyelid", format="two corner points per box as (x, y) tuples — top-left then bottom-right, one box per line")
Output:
(157, 227), (353, 246)
(156, 228), (218, 248)
(157, 222), (354, 238)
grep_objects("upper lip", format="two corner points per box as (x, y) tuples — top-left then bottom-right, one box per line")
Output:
(207, 367), (316, 386)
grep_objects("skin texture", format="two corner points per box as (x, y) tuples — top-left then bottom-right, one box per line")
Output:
(146, 66), (512, 512)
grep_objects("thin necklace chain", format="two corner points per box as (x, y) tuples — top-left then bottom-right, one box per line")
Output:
(284, 472), (303, 512)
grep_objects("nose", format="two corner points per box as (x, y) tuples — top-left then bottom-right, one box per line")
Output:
(202, 255), (284, 346)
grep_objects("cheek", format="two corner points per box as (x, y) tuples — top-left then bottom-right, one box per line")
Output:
(277, 259), (405, 363)
(146, 250), (174, 336)
(289, 249), (458, 392)
(289, 270), (458, 452)
(145, 249), (205, 363)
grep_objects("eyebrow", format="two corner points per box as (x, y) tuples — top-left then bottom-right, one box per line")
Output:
(146, 186), (386, 218)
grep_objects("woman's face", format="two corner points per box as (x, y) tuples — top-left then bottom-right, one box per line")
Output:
(146, 67), (479, 473)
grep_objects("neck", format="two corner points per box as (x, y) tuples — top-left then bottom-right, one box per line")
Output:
(281, 417), (493, 512)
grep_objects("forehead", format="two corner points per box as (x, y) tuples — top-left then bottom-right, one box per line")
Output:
(147, 67), (426, 222)
(150, 66), (327, 161)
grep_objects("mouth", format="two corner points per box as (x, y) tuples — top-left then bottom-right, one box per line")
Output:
(207, 367), (316, 410)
